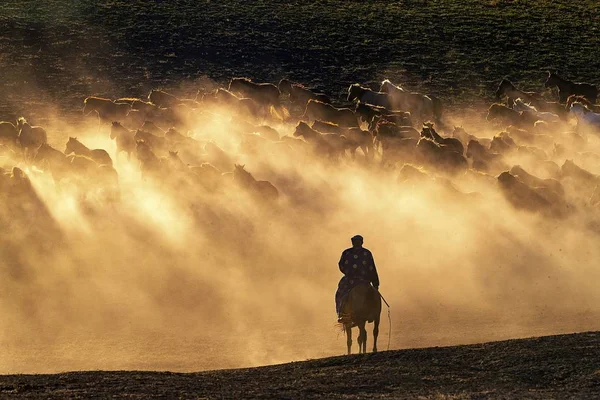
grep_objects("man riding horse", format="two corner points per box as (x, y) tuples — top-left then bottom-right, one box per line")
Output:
(336, 234), (380, 323)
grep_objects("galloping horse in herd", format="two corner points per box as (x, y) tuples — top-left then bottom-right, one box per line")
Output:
(2, 70), (600, 354)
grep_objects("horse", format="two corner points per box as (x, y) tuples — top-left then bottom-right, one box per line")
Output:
(466, 140), (507, 174)
(0, 121), (18, 146)
(379, 79), (438, 123)
(544, 71), (598, 103)
(355, 102), (412, 128)
(229, 77), (280, 107)
(347, 84), (395, 110)
(570, 102), (600, 132)
(293, 121), (347, 160)
(134, 129), (168, 155)
(165, 127), (203, 147)
(565, 95), (600, 113)
(303, 99), (359, 127)
(510, 165), (564, 196)
(65, 137), (113, 166)
(148, 89), (181, 108)
(136, 140), (166, 179)
(421, 123), (464, 154)
(562, 159), (600, 185)
(232, 164), (279, 201)
(497, 171), (554, 214)
(486, 103), (536, 128)
(493, 81), (564, 118)
(83, 97), (131, 123)
(340, 284), (381, 354)
(310, 121), (373, 159)
(110, 122), (136, 161)
(495, 79), (541, 104)
(278, 79), (330, 106)
(190, 163), (222, 192)
(140, 121), (166, 136)
(512, 99), (560, 123)
(33, 143), (70, 182)
(212, 88), (263, 119)
(374, 120), (420, 166)
(416, 137), (468, 174)
(17, 117), (48, 159)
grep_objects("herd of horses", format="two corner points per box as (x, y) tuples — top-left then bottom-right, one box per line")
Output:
(1, 70), (600, 354)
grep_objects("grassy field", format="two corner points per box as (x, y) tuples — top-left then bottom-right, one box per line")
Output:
(0, 0), (599, 122)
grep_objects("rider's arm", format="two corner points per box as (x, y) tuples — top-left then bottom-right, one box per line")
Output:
(338, 251), (348, 274)
(369, 252), (380, 288)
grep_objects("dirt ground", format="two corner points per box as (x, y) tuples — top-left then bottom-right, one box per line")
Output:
(1, 331), (599, 399)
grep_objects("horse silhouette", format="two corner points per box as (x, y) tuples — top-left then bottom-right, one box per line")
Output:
(340, 284), (381, 354)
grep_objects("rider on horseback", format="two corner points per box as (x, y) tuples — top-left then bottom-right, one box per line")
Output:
(336, 235), (379, 323)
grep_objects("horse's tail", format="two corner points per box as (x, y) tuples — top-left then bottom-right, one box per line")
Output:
(430, 95), (443, 122)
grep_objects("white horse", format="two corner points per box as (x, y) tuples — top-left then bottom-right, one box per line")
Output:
(570, 102), (600, 133)
(513, 98), (560, 123)
(379, 79), (436, 124)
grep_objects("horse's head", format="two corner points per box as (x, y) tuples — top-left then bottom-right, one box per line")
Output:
(233, 164), (254, 184)
(544, 71), (558, 88)
(420, 124), (434, 140)
(278, 79), (293, 94)
(83, 98), (97, 115)
(293, 121), (310, 137)
(466, 140), (484, 158)
(512, 98), (526, 110)
(16, 117), (27, 130)
(452, 126), (465, 137)
(495, 79), (512, 100)
(379, 79), (392, 93)
(497, 171), (516, 187)
(65, 137), (77, 154)
(355, 102), (373, 121)
(347, 84), (362, 102)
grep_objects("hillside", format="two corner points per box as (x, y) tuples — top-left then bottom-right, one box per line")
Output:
(0, 1), (599, 122)
(1, 331), (600, 399)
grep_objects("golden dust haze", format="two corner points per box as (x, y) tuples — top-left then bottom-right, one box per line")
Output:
(1, 86), (600, 374)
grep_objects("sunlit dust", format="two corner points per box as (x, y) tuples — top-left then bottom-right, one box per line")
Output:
(1, 82), (600, 377)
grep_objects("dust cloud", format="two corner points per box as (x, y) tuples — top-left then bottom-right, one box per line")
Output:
(1, 88), (600, 375)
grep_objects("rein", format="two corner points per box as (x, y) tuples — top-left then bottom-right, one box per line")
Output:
(378, 290), (392, 351)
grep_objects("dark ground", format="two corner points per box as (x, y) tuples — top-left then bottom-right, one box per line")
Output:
(1, 331), (600, 399)
(0, 1), (599, 123)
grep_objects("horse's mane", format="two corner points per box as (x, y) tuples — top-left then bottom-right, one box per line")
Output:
(84, 96), (110, 103)
(566, 95), (594, 109)
(514, 98), (538, 112)
(232, 77), (252, 83)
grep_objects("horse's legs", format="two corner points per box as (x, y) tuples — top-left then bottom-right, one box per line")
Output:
(372, 318), (380, 353)
(357, 321), (366, 354)
(345, 325), (352, 355)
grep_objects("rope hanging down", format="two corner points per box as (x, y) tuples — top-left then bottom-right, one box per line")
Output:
(378, 291), (391, 351)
